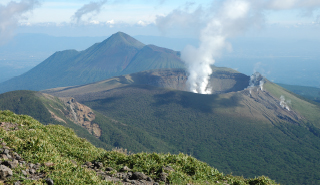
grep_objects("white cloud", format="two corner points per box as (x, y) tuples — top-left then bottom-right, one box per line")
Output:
(90, 20), (100, 24)
(155, 3), (204, 34)
(0, 0), (40, 45)
(106, 19), (115, 27)
(71, 0), (107, 24)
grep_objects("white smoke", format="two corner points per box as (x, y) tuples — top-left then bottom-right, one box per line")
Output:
(259, 80), (264, 91)
(0, 0), (40, 45)
(247, 72), (265, 94)
(180, 0), (258, 94)
(155, 0), (320, 94)
(280, 95), (291, 111)
(71, 0), (107, 24)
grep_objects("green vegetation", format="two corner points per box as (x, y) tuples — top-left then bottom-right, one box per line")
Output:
(265, 82), (320, 126)
(0, 90), (108, 150)
(2, 70), (320, 184)
(277, 83), (320, 102)
(0, 110), (277, 184)
(80, 84), (320, 185)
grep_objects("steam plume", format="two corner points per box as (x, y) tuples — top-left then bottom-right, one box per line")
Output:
(0, 0), (40, 45)
(181, 0), (257, 94)
(280, 95), (291, 111)
(247, 72), (265, 94)
(155, 0), (320, 94)
(72, 0), (107, 24)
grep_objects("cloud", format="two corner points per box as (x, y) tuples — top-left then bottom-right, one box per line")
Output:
(267, 0), (320, 10)
(155, 3), (204, 34)
(106, 19), (115, 27)
(0, 0), (40, 45)
(137, 20), (148, 26)
(71, 0), (107, 24)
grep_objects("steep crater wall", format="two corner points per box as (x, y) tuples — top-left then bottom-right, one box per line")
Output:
(125, 68), (250, 94)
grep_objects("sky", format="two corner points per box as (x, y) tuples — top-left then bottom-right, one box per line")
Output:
(1, 0), (320, 38)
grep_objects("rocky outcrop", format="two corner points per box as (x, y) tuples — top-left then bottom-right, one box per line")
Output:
(0, 122), (51, 184)
(59, 97), (102, 138)
(82, 162), (174, 185)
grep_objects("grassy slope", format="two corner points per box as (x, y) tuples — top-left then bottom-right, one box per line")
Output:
(80, 84), (320, 185)
(265, 82), (320, 126)
(0, 90), (179, 154)
(0, 90), (108, 149)
(0, 110), (276, 185)
(277, 83), (320, 102)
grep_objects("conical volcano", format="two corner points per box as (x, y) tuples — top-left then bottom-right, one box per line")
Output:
(0, 32), (185, 93)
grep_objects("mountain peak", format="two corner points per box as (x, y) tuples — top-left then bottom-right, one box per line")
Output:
(105, 31), (145, 49)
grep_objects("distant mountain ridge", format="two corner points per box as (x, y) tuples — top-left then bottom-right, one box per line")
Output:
(0, 32), (184, 93)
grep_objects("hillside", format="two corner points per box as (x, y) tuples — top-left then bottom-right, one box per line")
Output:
(0, 90), (179, 154)
(40, 68), (320, 185)
(0, 110), (277, 184)
(0, 32), (185, 93)
(278, 83), (320, 103)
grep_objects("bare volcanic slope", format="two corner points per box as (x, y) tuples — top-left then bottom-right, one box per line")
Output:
(43, 68), (320, 185)
(42, 67), (250, 98)
(0, 32), (184, 93)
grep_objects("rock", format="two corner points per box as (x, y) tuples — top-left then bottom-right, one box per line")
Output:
(123, 177), (131, 182)
(120, 166), (131, 172)
(28, 163), (35, 169)
(127, 171), (133, 178)
(147, 176), (153, 181)
(44, 162), (55, 167)
(105, 167), (114, 171)
(3, 149), (9, 155)
(14, 153), (21, 160)
(153, 183), (159, 185)
(93, 161), (103, 169)
(22, 170), (28, 176)
(162, 165), (175, 172)
(14, 181), (21, 185)
(6, 154), (12, 159)
(0, 165), (13, 179)
(46, 178), (54, 185)
(29, 168), (36, 174)
(159, 172), (168, 182)
(3, 160), (19, 168)
(85, 162), (93, 167)
(35, 163), (41, 169)
(131, 172), (148, 180)
(1, 154), (8, 160)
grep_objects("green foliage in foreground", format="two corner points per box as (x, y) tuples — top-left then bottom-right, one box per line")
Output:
(0, 110), (277, 185)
